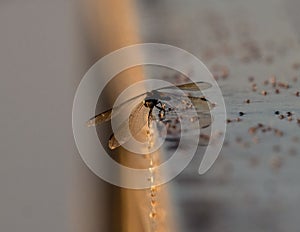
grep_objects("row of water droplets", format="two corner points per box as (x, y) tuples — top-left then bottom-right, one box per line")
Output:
(147, 120), (159, 232)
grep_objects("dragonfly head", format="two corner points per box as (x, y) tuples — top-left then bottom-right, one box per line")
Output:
(144, 98), (159, 109)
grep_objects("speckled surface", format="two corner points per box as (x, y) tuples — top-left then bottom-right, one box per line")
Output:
(138, 0), (300, 231)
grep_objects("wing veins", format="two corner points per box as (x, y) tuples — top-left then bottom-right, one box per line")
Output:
(87, 81), (212, 127)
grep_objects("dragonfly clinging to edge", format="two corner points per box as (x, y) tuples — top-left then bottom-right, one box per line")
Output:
(87, 81), (215, 150)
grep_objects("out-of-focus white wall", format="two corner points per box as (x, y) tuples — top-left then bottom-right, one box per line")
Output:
(0, 1), (110, 231)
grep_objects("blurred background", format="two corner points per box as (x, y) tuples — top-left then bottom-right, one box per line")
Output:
(1, 0), (300, 231)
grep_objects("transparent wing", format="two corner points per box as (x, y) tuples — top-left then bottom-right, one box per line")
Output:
(86, 108), (112, 127)
(155, 93), (213, 142)
(157, 81), (212, 92)
(108, 102), (150, 150)
(86, 94), (145, 127)
(188, 96), (215, 113)
(158, 111), (212, 145)
(87, 81), (212, 127)
(158, 92), (215, 114)
(108, 91), (214, 150)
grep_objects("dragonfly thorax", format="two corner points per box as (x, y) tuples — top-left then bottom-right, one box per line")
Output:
(144, 90), (161, 109)
(144, 98), (159, 109)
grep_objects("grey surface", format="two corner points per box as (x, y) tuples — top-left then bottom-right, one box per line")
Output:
(138, 0), (300, 231)
(0, 1), (79, 231)
(0, 1), (114, 231)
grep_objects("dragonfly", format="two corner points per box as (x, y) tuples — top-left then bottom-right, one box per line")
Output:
(87, 81), (214, 150)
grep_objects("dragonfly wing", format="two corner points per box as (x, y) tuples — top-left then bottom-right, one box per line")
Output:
(198, 112), (212, 128)
(162, 112), (212, 144)
(87, 94), (146, 127)
(158, 81), (212, 92)
(108, 120), (130, 150)
(128, 102), (149, 137)
(158, 92), (214, 114)
(87, 108), (112, 127)
(108, 102), (150, 150)
(188, 96), (215, 113)
(109, 123), (150, 150)
(87, 81), (211, 127)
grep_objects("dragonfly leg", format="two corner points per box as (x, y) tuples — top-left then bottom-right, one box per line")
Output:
(155, 101), (166, 120)
(148, 107), (153, 127)
(158, 110), (166, 120)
